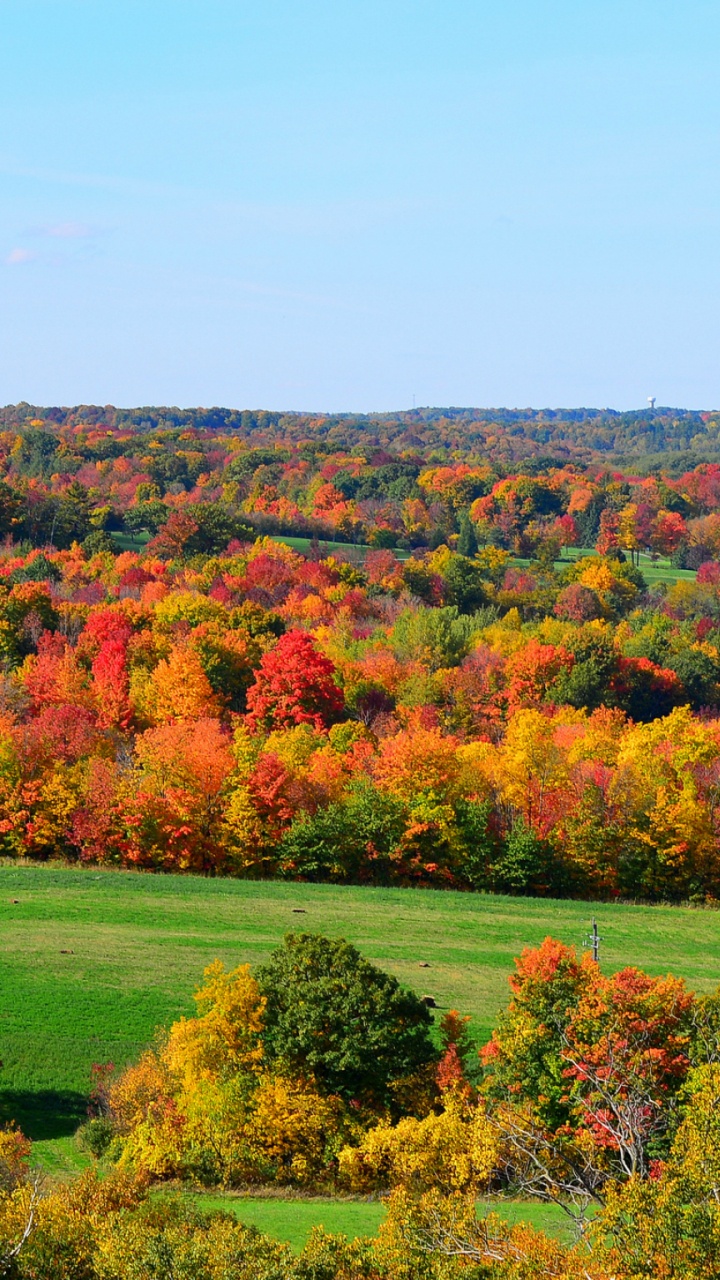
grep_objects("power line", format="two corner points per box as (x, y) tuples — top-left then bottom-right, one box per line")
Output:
(583, 918), (603, 965)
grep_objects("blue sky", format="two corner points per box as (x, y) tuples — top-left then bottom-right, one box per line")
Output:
(1, 0), (719, 412)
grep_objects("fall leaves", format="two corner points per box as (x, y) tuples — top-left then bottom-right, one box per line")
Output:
(2, 435), (720, 901)
(3, 534), (720, 894)
(95, 935), (437, 1188)
(54, 934), (720, 1280)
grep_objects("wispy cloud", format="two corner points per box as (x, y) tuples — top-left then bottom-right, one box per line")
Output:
(44, 221), (94, 239)
(5, 247), (36, 265)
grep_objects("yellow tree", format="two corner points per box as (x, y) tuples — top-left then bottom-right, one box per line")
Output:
(144, 645), (221, 722)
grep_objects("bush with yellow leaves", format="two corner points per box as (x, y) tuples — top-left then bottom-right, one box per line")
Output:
(338, 1090), (498, 1195)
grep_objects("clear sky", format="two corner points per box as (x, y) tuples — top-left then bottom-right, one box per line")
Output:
(1, 1), (719, 412)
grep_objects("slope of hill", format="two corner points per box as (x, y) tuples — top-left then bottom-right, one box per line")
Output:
(2, 866), (718, 1145)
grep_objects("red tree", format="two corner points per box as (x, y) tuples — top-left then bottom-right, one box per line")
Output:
(92, 639), (133, 731)
(147, 511), (198, 558)
(554, 583), (603, 623)
(245, 630), (345, 731)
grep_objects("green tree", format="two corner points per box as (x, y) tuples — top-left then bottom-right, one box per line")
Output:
(492, 820), (559, 895)
(277, 780), (406, 883)
(456, 512), (478, 558)
(391, 606), (478, 670)
(667, 647), (720, 709)
(454, 797), (497, 889)
(257, 934), (437, 1111)
(553, 628), (619, 712)
(441, 554), (489, 614)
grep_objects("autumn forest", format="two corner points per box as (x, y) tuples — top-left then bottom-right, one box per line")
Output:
(2, 404), (720, 1278)
(0, 404), (719, 901)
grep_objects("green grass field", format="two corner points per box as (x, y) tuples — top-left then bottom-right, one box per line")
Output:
(556, 546), (696, 584)
(1, 864), (718, 1151)
(110, 530), (151, 551)
(109, 530), (409, 561)
(109, 529), (693, 582)
(181, 1192), (571, 1251)
(189, 1193), (387, 1252)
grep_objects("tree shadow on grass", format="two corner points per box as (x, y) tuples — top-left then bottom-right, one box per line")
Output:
(0, 1090), (88, 1140)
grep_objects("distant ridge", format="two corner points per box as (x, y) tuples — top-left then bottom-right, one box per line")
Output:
(1, 402), (718, 468)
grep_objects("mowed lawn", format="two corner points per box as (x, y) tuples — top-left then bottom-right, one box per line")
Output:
(1, 864), (719, 1147)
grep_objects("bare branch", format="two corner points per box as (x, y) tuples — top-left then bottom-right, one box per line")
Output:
(0, 1176), (41, 1273)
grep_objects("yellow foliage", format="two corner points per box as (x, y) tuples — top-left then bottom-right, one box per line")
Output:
(25, 766), (82, 855)
(231, 722), (262, 777)
(222, 783), (264, 867)
(109, 1051), (171, 1135)
(477, 619), (526, 658)
(190, 961), (265, 1072)
(245, 1076), (347, 1185)
(108, 961), (353, 1187)
(151, 590), (225, 632)
(0, 1124), (30, 1189)
(264, 723), (324, 770)
(578, 558), (638, 611)
(668, 1063), (720, 1194)
(250, 536), (303, 565)
(145, 646), (221, 722)
(483, 708), (571, 817)
(328, 720), (369, 754)
(339, 1096), (498, 1194)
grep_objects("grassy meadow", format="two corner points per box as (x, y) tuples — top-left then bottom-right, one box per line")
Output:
(110, 530), (410, 561)
(183, 1192), (571, 1251)
(1, 863), (718, 1149)
(110, 529), (695, 583)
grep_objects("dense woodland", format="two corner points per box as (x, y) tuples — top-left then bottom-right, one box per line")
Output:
(4, 401), (720, 471)
(1, 406), (720, 898)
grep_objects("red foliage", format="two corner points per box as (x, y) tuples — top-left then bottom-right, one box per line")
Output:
(697, 560), (720, 584)
(236, 554), (296, 608)
(83, 608), (134, 650)
(246, 752), (296, 836)
(612, 657), (684, 719)
(596, 509), (619, 556)
(505, 639), (575, 711)
(23, 632), (93, 713)
(92, 639), (133, 731)
(437, 1008), (474, 1094)
(563, 966), (694, 1153)
(245, 630), (344, 731)
(436, 1043), (466, 1092)
(554, 583), (603, 622)
(148, 511), (199, 558)
(509, 936), (585, 996)
(551, 513), (579, 546)
(23, 703), (99, 766)
(70, 758), (124, 862)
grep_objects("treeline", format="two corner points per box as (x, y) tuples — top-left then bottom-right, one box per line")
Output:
(3, 401), (720, 464)
(2, 534), (720, 899)
(4, 410), (720, 561)
(0, 411), (720, 898)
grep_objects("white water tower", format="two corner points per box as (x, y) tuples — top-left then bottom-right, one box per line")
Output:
(648, 396), (656, 410)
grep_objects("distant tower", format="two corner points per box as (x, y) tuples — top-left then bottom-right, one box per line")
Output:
(648, 396), (656, 410)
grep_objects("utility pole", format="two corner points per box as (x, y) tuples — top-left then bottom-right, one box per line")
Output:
(583, 918), (602, 965)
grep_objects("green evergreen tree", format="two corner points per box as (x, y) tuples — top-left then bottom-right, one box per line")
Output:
(456, 512), (479, 558)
